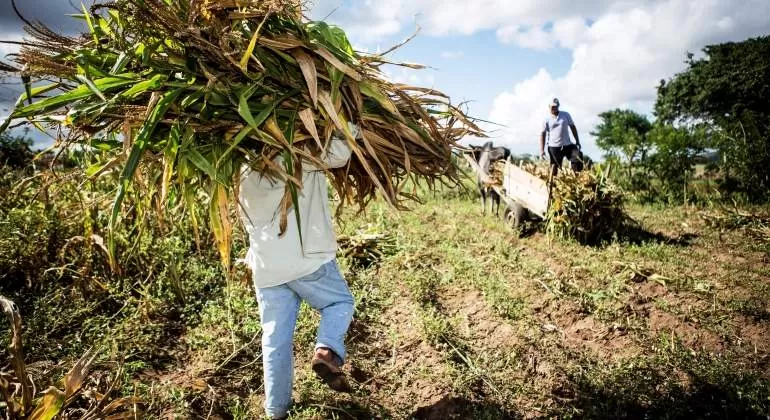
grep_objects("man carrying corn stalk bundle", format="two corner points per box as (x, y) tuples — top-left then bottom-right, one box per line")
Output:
(239, 126), (358, 419)
(0, 0), (484, 416)
(539, 97), (583, 175)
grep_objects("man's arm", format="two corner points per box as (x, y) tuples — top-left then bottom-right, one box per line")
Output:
(308, 122), (357, 170)
(540, 120), (548, 159)
(322, 137), (353, 169)
(566, 112), (580, 149)
(569, 123), (580, 150)
(539, 132), (546, 160)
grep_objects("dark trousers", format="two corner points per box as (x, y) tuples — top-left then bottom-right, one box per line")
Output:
(548, 144), (583, 175)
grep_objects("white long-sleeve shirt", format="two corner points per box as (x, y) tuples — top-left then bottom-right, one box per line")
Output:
(238, 138), (352, 289)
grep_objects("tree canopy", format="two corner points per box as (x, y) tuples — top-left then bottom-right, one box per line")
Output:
(655, 36), (770, 200)
(592, 109), (653, 165)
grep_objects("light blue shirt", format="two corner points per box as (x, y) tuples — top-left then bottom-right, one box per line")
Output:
(542, 111), (575, 147)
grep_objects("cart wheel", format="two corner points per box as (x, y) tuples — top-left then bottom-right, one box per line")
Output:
(505, 202), (528, 230)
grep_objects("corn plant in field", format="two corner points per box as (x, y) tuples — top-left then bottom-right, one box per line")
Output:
(1, 296), (140, 419)
(0, 0), (483, 270)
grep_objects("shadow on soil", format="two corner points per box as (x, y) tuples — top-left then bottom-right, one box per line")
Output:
(615, 223), (699, 247)
(289, 399), (394, 419)
(554, 362), (770, 419)
(410, 395), (518, 420)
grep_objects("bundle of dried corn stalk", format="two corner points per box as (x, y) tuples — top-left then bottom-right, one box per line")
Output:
(0, 0), (483, 268)
(541, 166), (626, 244)
(337, 232), (395, 269)
(507, 162), (626, 243)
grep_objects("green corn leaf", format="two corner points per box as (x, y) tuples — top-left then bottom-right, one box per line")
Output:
(238, 89), (297, 132)
(75, 74), (108, 102)
(205, 90), (230, 107)
(81, 3), (100, 44)
(217, 125), (254, 168)
(110, 87), (183, 229)
(97, 15), (113, 36)
(14, 75), (137, 117)
(117, 74), (167, 99)
(1, 82), (60, 134)
(328, 66), (344, 103)
(84, 157), (119, 177)
(0, 117), (10, 134)
(17, 83), (61, 104)
(282, 110), (303, 248)
(88, 137), (122, 151)
(308, 22), (354, 57)
(360, 81), (398, 115)
(22, 75), (33, 106)
(75, 51), (109, 79)
(107, 9), (122, 27)
(185, 147), (221, 183)
(110, 52), (131, 75)
(180, 90), (204, 109)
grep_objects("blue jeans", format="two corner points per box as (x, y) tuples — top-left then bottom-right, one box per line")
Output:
(255, 260), (354, 418)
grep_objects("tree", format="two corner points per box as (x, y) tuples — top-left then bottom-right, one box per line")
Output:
(655, 36), (770, 200)
(592, 109), (654, 194)
(592, 109), (653, 166)
(644, 124), (707, 201)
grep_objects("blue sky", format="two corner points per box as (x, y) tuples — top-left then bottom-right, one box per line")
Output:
(306, 0), (770, 158)
(2, 0), (769, 158)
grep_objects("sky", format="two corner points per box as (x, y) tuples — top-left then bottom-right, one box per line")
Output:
(1, 0), (769, 157)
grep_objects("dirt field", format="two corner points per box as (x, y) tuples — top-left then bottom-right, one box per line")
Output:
(2, 182), (769, 419)
(142, 187), (769, 419)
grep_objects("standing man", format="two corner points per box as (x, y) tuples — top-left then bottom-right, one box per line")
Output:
(239, 128), (357, 419)
(539, 98), (583, 174)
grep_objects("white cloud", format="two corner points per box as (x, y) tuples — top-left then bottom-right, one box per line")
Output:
(310, 0), (617, 40)
(496, 25), (555, 50)
(485, 0), (770, 157)
(0, 32), (23, 62)
(440, 50), (464, 59)
(310, 0), (770, 157)
(382, 66), (436, 87)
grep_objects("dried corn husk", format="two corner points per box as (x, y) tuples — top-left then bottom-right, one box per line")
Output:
(0, 0), (483, 269)
(544, 166), (626, 243)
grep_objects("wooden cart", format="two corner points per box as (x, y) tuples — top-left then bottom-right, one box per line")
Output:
(463, 154), (551, 229)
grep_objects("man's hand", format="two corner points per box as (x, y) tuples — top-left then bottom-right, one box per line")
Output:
(540, 150), (546, 160)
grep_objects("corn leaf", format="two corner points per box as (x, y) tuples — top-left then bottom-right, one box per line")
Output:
(14, 76), (137, 117)
(209, 183), (232, 270)
(63, 349), (97, 398)
(298, 108), (322, 150)
(316, 48), (362, 82)
(282, 110), (303, 247)
(217, 125), (254, 167)
(292, 48), (318, 107)
(360, 81), (398, 115)
(75, 74), (108, 102)
(185, 147), (221, 183)
(81, 3), (100, 44)
(117, 74), (167, 99)
(110, 88), (184, 229)
(28, 388), (65, 420)
(238, 89), (297, 133)
(17, 83), (61, 104)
